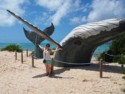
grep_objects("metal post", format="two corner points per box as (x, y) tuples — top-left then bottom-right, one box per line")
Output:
(21, 51), (23, 64)
(120, 54), (124, 68)
(32, 54), (34, 67)
(26, 49), (28, 57)
(121, 64), (124, 68)
(99, 59), (103, 78)
(15, 51), (17, 60)
(103, 52), (105, 62)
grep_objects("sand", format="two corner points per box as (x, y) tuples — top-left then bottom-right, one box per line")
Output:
(0, 51), (125, 94)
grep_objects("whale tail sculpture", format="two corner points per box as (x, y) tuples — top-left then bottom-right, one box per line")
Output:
(7, 10), (61, 48)
(23, 23), (54, 58)
(23, 23), (54, 44)
(7, 10), (125, 67)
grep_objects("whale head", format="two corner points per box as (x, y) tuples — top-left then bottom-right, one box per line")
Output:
(54, 18), (125, 66)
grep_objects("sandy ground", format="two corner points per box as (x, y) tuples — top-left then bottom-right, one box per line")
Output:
(0, 51), (125, 94)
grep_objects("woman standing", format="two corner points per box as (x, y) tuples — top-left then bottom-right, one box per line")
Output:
(38, 43), (62, 77)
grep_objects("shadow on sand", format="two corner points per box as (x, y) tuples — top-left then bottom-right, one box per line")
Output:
(32, 63), (123, 78)
(32, 73), (47, 78)
(32, 73), (74, 79)
(53, 63), (123, 74)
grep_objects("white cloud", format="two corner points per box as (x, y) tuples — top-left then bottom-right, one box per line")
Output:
(0, 0), (27, 26)
(36, 0), (63, 11)
(70, 16), (86, 25)
(69, 0), (125, 25)
(33, 12), (50, 26)
(35, 0), (82, 25)
(50, 1), (71, 25)
(87, 0), (125, 22)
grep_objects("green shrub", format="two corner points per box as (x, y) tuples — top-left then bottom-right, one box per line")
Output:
(98, 35), (125, 63)
(97, 51), (114, 62)
(118, 55), (125, 65)
(1, 44), (22, 52)
(122, 68), (125, 74)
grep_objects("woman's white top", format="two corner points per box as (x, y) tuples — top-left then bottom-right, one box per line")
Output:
(43, 48), (51, 60)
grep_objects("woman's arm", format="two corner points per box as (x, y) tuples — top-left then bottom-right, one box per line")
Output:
(37, 44), (44, 50)
(51, 48), (63, 53)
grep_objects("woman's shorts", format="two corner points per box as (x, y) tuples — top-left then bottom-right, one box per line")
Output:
(45, 60), (52, 64)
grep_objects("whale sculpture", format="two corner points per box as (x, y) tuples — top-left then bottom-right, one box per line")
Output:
(23, 23), (54, 58)
(7, 10), (125, 67)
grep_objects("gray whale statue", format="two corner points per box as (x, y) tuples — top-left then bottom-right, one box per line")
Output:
(23, 23), (54, 58)
(7, 10), (125, 67)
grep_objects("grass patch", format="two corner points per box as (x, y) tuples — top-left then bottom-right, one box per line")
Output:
(1, 44), (22, 52)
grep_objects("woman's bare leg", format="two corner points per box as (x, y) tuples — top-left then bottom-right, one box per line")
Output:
(48, 64), (52, 76)
(45, 64), (49, 75)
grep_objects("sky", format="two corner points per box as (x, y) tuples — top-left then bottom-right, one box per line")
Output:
(0, 0), (125, 43)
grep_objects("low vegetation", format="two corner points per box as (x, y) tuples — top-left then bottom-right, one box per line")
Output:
(1, 44), (22, 52)
(122, 68), (125, 74)
(98, 35), (125, 65)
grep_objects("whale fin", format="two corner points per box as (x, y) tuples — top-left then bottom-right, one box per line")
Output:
(7, 10), (62, 48)
(23, 27), (45, 44)
(43, 23), (54, 35)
